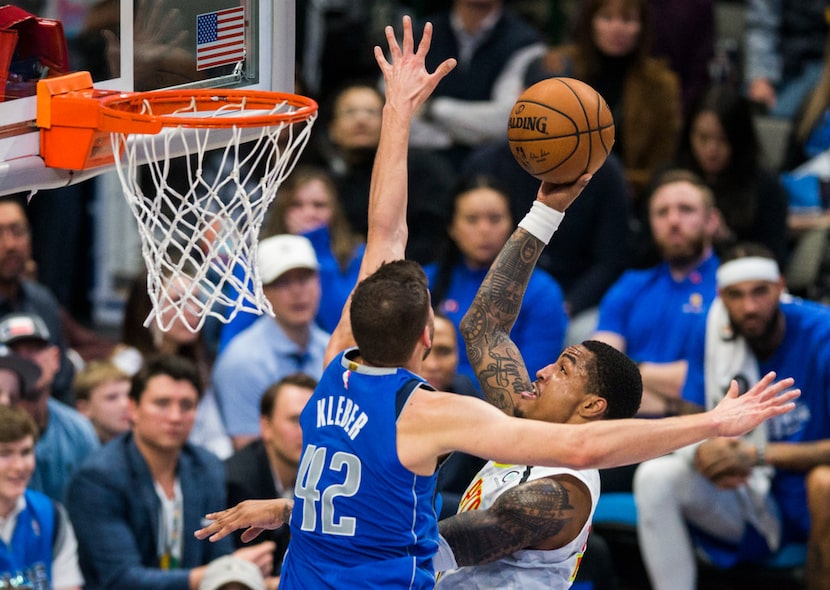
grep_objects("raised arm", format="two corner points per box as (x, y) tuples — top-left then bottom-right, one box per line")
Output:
(324, 16), (456, 363)
(459, 178), (591, 414)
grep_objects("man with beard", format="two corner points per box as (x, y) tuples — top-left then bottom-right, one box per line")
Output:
(634, 243), (830, 590)
(593, 169), (719, 416)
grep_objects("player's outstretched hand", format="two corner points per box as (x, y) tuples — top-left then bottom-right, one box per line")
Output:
(536, 174), (592, 213)
(195, 499), (292, 544)
(711, 372), (799, 437)
(374, 16), (457, 119)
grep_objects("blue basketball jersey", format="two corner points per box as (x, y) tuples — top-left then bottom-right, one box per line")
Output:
(280, 349), (439, 589)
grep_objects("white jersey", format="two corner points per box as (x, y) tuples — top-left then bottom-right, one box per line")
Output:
(436, 461), (600, 590)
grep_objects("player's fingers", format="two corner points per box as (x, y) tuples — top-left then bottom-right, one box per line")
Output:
(416, 20), (432, 57)
(400, 15), (414, 56)
(432, 58), (457, 81)
(241, 526), (266, 543)
(384, 24), (401, 60)
(374, 45), (390, 71)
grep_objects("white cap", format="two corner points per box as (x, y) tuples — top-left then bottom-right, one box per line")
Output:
(257, 235), (319, 285)
(199, 555), (265, 590)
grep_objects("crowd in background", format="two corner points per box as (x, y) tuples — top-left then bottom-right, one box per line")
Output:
(3, 0), (830, 589)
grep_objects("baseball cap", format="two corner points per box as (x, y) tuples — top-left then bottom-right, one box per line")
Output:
(199, 555), (265, 590)
(0, 344), (41, 396)
(257, 234), (319, 285)
(0, 312), (51, 346)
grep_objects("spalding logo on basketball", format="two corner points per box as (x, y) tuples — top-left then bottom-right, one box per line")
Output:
(508, 77), (615, 184)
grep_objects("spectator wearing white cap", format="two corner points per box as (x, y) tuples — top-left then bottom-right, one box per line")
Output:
(199, 555), (265, 590)
(0, 311), (99, 502)
(212, 235), (329, 450)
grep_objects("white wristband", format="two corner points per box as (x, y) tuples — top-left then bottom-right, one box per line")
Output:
(517, 201), (565, 245)
(433, 534), (458, 572)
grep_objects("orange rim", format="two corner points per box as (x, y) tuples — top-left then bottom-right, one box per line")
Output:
(99, 88), (318, 130)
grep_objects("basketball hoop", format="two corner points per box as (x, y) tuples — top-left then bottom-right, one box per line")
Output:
(37, 72), (318, 332)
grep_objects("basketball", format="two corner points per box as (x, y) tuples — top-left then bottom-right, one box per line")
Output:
(508, 77), (615, 184)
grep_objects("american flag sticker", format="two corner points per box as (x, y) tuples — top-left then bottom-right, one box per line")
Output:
(196, 6), (246, 71)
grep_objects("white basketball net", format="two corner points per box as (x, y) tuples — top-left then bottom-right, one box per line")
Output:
(110, 96), (316, 332)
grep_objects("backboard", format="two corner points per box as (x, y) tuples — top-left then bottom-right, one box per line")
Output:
(0, 0), (296, 196)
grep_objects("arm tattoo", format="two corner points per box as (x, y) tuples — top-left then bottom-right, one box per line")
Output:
(440, 476), (585, 567)
(460, 229), (545, 413)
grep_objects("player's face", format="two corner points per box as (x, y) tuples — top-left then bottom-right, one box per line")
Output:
(648, 181), (713, 266)
(329, 87), (383, 151)
(0, 203), (31, 284)
(0, 435), (35, 511)
(265, 268), (321, 331)
(516, 345), (593, 423)
(79, 379), (132, 443)
(421, 316), (459, 390)
(690, 111), (731, 177)
(592, 1), (642, 57)
(449, 188), (513, 268)
(261, 384), (313, 469)
(130, 375), (198, 453)
(720, 279), (784, 342)
(284, 179), (335, 235)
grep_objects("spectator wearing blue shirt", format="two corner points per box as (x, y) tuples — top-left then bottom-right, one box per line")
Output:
(0, 312), (99, 502)
(594, 169), (719, 416)
(218, 166), (364, 350)
(425, 175), (567, 386)
(635, 243), (830, 590)
(213, 235), (330, 450)
(0, 404), (84, 590)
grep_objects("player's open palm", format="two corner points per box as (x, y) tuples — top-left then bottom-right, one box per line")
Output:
(374, 16), (456, 118)
(712, 372), (798, 437)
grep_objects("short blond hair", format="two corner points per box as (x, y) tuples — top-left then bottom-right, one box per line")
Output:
(73, 360), (130, 402)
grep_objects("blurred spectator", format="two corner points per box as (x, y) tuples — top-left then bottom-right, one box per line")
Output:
(0, 312), (99, 502)
(648, 0), (715, 114)
(674, 84), (789, 266)
(784, 26), (830, 172)
(213, 235), (329, 450)
(635, 244), (830, 590)
(0, 195), (77, 406)
(593, 170), (717, 417)
(198, 555), (265, 590)
(409, 0), (546, 168)
(425, 175), (567, 385)
(72, 360), (131, 444)
(65, 354), (275, 590)
(224, 374), (316, 578)
(0, 404), (84, 590)
(302, 82), (455, 264)
(525, 0), (682, 202)
(745, 0), (827, 120)
(462, 144), (631, 342)
(295, 0), (404, 103)
(220, 166), (365, 349)
(0, 345), (40, 406)
(120, 270), (231, 459)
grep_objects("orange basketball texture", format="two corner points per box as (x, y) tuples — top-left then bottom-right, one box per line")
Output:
(508, 78), (615, 184)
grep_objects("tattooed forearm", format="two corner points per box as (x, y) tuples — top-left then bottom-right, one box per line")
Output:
(440, 476), (585, 567)
(460, 229), (543, 414)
